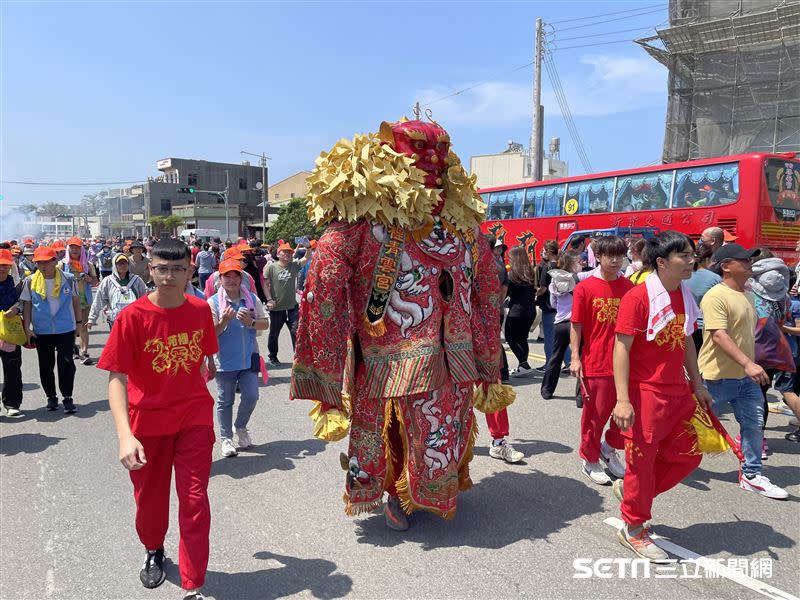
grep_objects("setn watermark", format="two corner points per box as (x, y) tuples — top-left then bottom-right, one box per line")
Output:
(573, 557), (774, 579)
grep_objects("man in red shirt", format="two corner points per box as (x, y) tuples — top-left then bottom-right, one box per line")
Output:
(612, 231), (713, 563)
(97, 239), (218, 600)
(570, 236), (633, 485)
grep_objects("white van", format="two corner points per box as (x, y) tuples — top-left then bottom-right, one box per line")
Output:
(179, 228), (222, 242)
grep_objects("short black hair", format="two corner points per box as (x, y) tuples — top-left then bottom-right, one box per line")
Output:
(642, 231), (694, 271)
(594, 235), (627, 257)
(568, 236), (586, 250)
(151, 238), (190, 262)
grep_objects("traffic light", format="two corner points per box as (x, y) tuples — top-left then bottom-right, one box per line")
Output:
(177, 187), (195, 194)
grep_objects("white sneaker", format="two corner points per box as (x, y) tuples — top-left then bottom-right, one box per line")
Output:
(600, 441), (626, 479)
(5, 407), (22, 418)
(739, 472), (789, 499)
(582, 460), (611, 485)
(220, 438), (238, 458)
(489, 441), (524, 463)
(510, 365), (533, 378)
(235, 427), (252, 449)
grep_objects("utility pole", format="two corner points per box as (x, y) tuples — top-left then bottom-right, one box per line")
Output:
(530, 17), (544, 182)
(241, 150), (271, 241)
(224, 170), (230, 241)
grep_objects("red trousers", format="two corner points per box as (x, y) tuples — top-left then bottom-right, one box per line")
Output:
(129, 425), (214, 590)
(579, 376), (624, 463)
(620, 388), (701, 527)
(485, 408), (509, 439)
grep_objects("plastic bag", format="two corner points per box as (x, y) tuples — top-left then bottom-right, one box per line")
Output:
(0, 314), (26, 346)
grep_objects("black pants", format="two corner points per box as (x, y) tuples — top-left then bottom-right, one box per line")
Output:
(505, 314), (535, 367)
(541, 320), (571, 396)
(0, 345), (23, 409)
(267, 307), (298, 361)
(35, 331), (76, 399)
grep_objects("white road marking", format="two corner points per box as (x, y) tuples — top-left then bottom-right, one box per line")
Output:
(604, 517), (799, 600)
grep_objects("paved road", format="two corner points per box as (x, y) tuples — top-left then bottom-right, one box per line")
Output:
(1, 325), (799, 600)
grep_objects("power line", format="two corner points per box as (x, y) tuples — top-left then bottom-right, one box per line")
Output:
(420, 61), (534, 107)
(548, 4), (664, 25)
(1, 179), (144, 186)
(554, 25), (660, 42)
(553, 7), (664, 32)
(554, 39), (638, 51)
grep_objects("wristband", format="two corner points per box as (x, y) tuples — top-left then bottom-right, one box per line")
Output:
(76, 320), (83, 324)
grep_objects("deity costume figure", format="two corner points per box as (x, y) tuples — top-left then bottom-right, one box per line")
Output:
(290, 117), (515, 523)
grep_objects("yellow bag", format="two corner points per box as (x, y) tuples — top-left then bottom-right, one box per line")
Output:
(0, 314), (27, 346)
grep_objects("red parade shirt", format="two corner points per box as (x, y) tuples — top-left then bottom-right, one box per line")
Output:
(571, 274), (634, 377)
(97, 294), (218, 437)
(615, 283), (692, 395)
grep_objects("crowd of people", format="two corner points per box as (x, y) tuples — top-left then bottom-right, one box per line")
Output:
(1, 225), (798, 598)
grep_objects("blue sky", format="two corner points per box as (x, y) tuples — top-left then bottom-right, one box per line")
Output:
(0, 0), (668, 209)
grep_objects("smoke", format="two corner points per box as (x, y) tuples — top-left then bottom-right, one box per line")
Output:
(0, 204), (41, 242)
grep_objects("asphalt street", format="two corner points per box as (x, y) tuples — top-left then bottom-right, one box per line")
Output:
(1, 325), (799, 600)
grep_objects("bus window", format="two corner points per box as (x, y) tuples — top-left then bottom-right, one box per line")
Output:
(764, 159), (800, 221)
(672, 162), (739, 208)
(527, 184), (565, 217)
(566, 178), (614, 214)
(487, 189), (523, 220)
(615, 171), (672, 212)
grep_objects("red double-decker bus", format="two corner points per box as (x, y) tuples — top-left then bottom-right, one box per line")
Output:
(479, 152), (800, 265)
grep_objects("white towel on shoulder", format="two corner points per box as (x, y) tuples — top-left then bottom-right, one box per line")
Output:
(644, 274), (699, 342)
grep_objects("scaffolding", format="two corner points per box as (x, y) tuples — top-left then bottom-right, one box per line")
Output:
(637, 0), (800, 163)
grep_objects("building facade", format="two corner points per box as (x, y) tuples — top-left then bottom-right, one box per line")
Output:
(268, 171), (311, 206)
(470, 143), (568, 190)
(638, 0), (800, 162)
(102, 157), (267, 239)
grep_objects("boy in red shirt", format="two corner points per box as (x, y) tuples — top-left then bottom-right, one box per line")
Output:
(570, 236), (633, 485)
(612, 231), (712, 563)
(97, 239), (218, 600)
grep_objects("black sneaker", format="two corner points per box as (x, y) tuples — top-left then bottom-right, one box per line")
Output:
(139, 548), (167, 589)
(534, 365), (546, 373)
(72, 344), (80, 359)
(267, 358), (281, 367)
(62, 397), (76, 414)
(46, 397), (59, 411)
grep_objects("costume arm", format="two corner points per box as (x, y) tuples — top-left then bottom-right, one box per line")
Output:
(469, 231), (515, 413)
(290, 220), (362, 413)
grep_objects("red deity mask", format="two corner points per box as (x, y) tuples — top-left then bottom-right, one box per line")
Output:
(380, 119), (451, 212)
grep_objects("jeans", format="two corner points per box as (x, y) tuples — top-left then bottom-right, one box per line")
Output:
(0, 345), (23, 409)
(214, 369), (260, 440)
(706, 377), (764, 476)
(267, 307), (298, 361)
(541, 320), (570, 396)
(541, 310), (555, 363)
(35, 331), (76, 400)
(198, 272), (212, 291)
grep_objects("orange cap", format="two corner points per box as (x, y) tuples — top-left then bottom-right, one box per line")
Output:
(0, 249), (13, 265)
(222, 247), (244, 261)
(33, 247), (57, 262)
(309, 239), (317, 249)
(51, 239), (66, 250)
(219, 259), (243, 275)
(66, 237), (82, 247)
(277, 242), (293, 253)
(723, 230), (738, 242)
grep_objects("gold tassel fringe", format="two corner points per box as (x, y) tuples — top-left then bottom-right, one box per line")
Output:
(308, 401), (350, 442)
(473, 383), (516, 414)
(363, 316), (387, 338)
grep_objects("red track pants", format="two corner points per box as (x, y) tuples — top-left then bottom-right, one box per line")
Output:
(129, 425), (214, 590)
(579, 376), (624, 463)
(485, 408), (509, 439)
(620, 388), (701, 527)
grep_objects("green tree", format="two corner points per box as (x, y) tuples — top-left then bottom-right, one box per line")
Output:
(163, 215), (185, 236)
(36, 202), (74, 217)
(264, 198), (325, 244)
